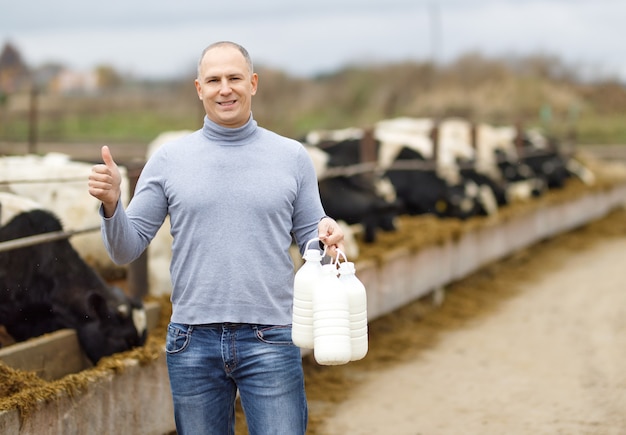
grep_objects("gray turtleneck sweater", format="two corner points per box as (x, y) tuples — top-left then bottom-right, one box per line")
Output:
(101, 115), (325, 325)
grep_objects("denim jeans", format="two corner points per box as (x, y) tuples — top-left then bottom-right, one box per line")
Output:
(165, 322), (308, 435)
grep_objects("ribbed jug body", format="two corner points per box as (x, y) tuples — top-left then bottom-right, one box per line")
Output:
(291, 248), (323, 349)
(338, 261), (368, 361)
(313, 264), (351, 365)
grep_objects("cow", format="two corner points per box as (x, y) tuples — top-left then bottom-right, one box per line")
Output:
(459, 165), (509, 207)
(519, 129), (595, 188)
(318, 174), (400, 243)
(306, 122), (495, 221)
(0, 152), (131, 277)
(0, 209), (147, 364)
(374, 118), (500, 217)
(311, 137), (402, 242)
(466, 123), (546, 202)
(376, 119), (547, 206)
(383, 146), (484, 218)
(0, 191), (43, 225)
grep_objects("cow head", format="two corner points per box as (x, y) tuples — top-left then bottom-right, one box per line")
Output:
(76, 288), (147, 364)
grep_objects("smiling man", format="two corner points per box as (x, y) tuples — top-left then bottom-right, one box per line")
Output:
(88, 41), (344, 434)
(195, 42), (259, 128)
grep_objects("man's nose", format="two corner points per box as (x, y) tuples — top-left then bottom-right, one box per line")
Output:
(219, 79), (232, 93)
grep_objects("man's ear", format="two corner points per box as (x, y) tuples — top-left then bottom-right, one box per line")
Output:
(251, 73), (259, 96)
(194, 79), (203, 100)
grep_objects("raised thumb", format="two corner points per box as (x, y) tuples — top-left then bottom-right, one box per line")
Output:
(101, 145), (116, 168)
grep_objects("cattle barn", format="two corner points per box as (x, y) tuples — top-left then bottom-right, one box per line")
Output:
(0, 123), (625, 434)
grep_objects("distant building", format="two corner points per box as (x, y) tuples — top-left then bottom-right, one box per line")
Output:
(50, 69), (99, 94)
(0, 41), (31, 93)
(0, 41), (102, 95)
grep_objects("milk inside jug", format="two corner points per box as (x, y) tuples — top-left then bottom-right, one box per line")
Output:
(313, 263), (351, 365)
(337, 260), (368, 361)
(291, 238), (325, 349)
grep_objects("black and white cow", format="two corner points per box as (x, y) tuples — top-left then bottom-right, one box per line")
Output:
(306, 123), (494, 223)
(0, 209), (147, 364)
(453, 122), (545, 202)
(518, 130), (595, 189)
(308, 136), (402, 243)
(318, 174), (400, 243)
(375, 118), (498, 218)
(0, 153), (132, 277)
(384, 146), (485, 218)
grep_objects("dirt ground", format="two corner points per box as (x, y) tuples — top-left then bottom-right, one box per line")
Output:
(302, 206), (626, 435)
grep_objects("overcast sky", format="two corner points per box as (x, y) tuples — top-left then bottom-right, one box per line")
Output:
(1, 0), (624, 81)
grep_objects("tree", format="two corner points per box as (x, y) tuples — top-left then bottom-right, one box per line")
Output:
(0, 41), (31, 93)
(95, 65), (123, 90)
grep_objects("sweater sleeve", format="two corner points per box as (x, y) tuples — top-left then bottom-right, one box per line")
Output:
(291, 144), (327, 255)
(100, 150), (169, 265)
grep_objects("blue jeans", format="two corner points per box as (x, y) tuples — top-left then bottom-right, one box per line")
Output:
(165, 322), (308, 435)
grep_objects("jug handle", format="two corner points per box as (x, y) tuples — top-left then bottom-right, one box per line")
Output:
(332, 249), (348, 267)
(304, 237), (327, 258)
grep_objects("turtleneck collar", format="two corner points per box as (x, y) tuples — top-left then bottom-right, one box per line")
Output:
(201, 113), (258, 145)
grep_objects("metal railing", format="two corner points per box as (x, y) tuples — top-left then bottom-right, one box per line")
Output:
(0, 225), (100, 253)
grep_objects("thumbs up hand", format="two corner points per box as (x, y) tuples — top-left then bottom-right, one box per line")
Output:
(89, 145), (123, 217)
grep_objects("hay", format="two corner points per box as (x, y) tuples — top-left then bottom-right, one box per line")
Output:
(0, 294), (172, 421)
(357, 175), (605, 265)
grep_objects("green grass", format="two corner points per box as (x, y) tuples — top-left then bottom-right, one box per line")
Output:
(571, 112), (626, 144)
(0, 110), (201, 144)
(3, 107), (624, 146)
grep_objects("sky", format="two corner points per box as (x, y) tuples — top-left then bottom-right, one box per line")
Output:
(1, 0), (625, 82)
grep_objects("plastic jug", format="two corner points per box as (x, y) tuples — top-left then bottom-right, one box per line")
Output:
(291, 238), (325, 349)
(337, 258), (368, 361)
(313, 262), (352, 365)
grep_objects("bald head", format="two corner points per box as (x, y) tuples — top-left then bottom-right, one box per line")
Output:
(197, 41), (253, 78)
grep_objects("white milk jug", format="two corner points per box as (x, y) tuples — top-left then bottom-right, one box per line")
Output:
(291, 238), (325, 349)
(313, 263), (351, 365)
(338, 260), (368, 361)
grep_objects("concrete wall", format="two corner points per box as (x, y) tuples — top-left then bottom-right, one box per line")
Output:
(1, 183), (626, 434)
(0, 354), (173, 435)
(360, 183), (626, 320)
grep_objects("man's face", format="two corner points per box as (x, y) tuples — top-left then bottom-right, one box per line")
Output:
(195, 46), (258, 128)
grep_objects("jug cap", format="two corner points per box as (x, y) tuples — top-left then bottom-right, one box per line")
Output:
(303, 249), (323, 261)
(338, 261), (356, 274)
(321, 263), (339, 276)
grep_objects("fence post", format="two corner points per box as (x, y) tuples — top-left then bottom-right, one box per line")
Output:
(514, 121), (524, 158)
(430, 120), (440, 162)
(28, 86), (38, 154)
(360, 127), (377, 163)
(470, 122), (477, 150)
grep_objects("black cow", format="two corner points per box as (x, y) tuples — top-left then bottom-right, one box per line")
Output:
(385, 146), (484, 219)
(493, 148), (547, 199)
(517, 134), (570, 189)
(315, 138), (401, 243)
(459, 165), (509, 207)
(0, 209), (147, 364)
(318, 176), (399, 243)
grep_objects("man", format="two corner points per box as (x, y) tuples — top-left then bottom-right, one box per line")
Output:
(88, 41), (344, 434)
